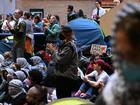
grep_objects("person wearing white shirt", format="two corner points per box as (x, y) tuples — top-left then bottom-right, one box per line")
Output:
(91, 1), (106, 24)
(75, 59), (109, 98)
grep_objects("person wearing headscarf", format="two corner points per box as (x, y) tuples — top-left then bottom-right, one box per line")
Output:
(30, 56), (47, 78)
(3, 51), (13, 67)
(2, 68), (15, 81)
(13, 70), (28, 82)
(16, 58), (31, 73)
(95, 2), (140, 105)
(2, 79), (26, 105)
(0, 68), (15, 101)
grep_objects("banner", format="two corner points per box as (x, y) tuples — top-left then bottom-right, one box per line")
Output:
(90, 44), (107, 55)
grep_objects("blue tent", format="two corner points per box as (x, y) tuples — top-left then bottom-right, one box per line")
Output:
(67, 18), (105, 52)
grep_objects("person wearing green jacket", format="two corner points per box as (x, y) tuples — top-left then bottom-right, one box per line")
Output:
(44, 15), (61, 44)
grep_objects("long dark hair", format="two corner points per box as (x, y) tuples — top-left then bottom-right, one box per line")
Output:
(78, 9), (85, 18)
(34, 15), (41, 23)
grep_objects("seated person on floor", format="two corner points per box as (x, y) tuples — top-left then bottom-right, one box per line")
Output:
(75, 59), (110, 99)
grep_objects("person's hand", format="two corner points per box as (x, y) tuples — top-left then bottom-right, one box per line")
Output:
(6, 22), (12, 30)
(44, 25), (49, 30)
(92, 15), (97, 19)
(96, 15), (100, 19)
(99, 81), (104, 87)
(98, 81), (104, 93)
(32, 23), (36, 28)
(83, 75), (88, 82)
(47, 43), (57, 52)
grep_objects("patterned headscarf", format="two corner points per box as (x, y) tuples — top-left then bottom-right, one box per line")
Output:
(99, 2), (140, 105)
(8, 79), (26, 98)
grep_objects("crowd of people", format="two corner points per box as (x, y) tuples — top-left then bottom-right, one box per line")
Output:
(0, 0), (139, 105)
(0, 1), (114, 104)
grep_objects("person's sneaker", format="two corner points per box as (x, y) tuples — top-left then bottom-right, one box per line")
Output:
(74, 90), (82, 97)
(80, 93), (91, 99)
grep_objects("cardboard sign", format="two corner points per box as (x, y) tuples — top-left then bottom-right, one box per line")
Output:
(90, 44), (107, 55)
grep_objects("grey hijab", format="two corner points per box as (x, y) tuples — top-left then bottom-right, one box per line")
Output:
(31, 56), (42, 65)
(16, 58), (29, 69)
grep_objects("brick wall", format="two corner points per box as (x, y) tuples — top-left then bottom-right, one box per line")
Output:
(16, 0), (96, 24)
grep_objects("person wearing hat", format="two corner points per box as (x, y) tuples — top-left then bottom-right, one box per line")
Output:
(91, 0), (106, 24)
(2, 79), (26, 105)
(30, 56), (47, 78)
(47, 25), (79, 99)
(75, 59), (109, 99)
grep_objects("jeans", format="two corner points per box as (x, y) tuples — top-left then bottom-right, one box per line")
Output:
(80, 82), (94, 96)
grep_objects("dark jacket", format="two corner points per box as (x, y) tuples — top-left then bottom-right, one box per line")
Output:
(45, 41), (79, 88)
(53, 41), (78, 80)
(2, 92), (26, 105)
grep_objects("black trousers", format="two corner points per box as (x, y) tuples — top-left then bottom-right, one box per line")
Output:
(55, 76), (82, 99)
(56, 86), (72, 99)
